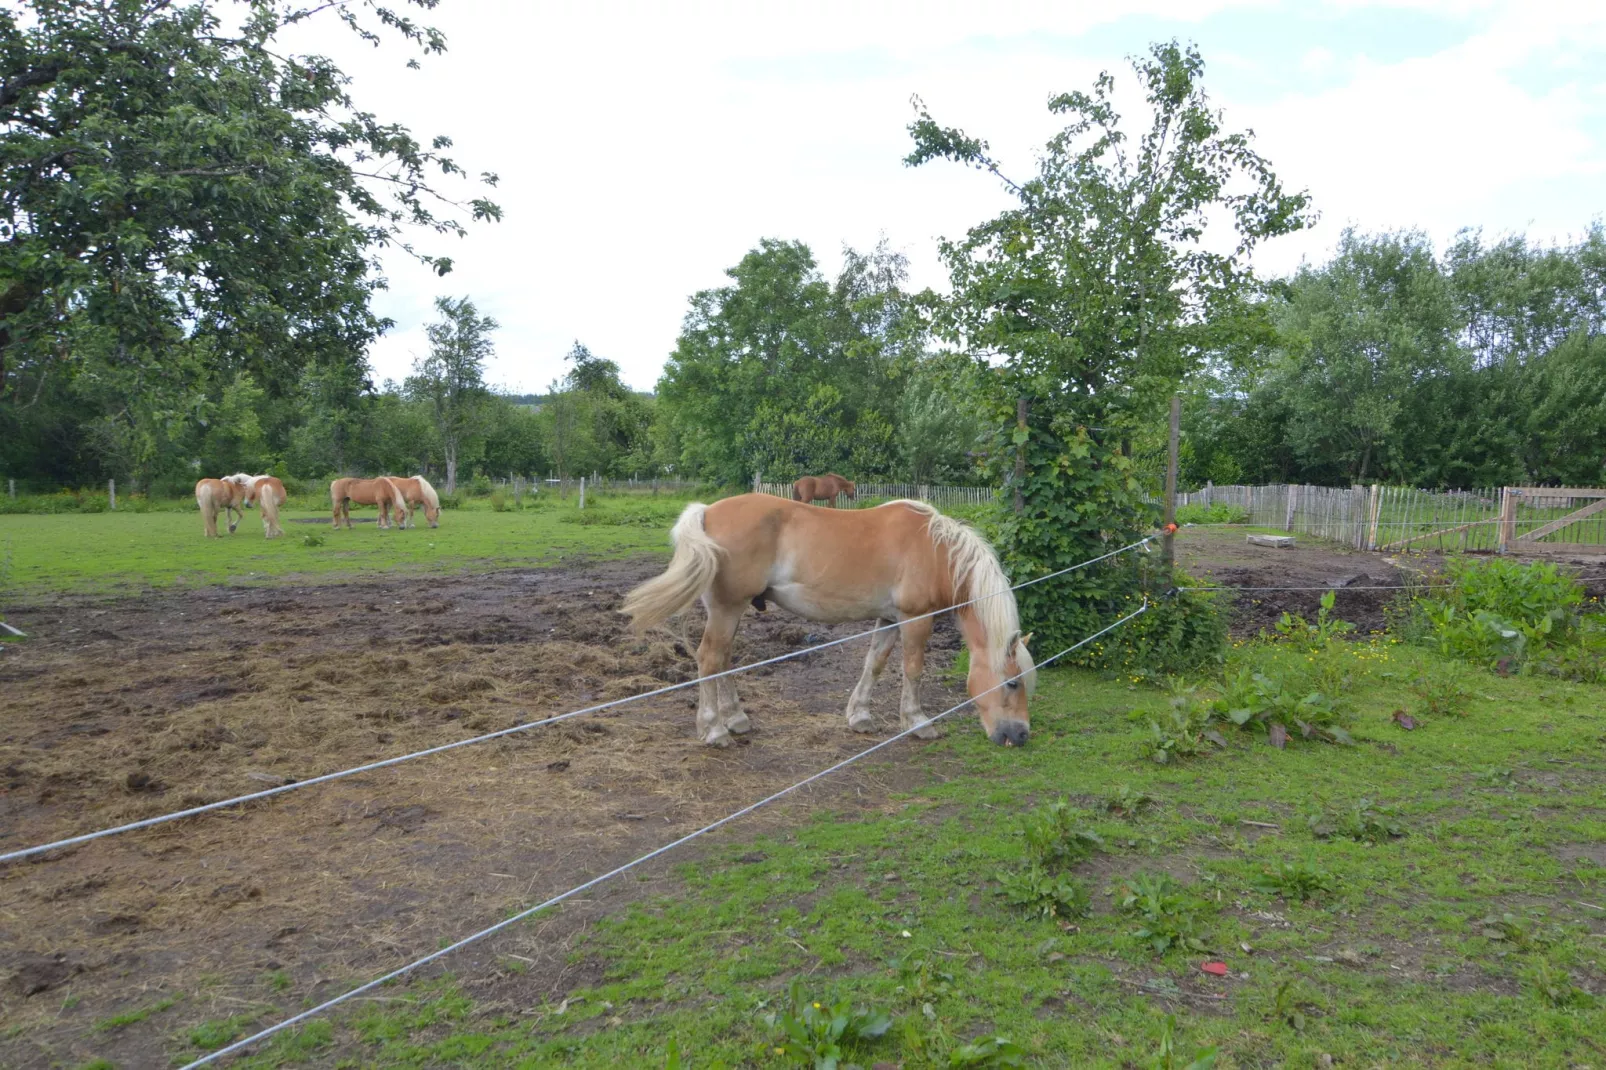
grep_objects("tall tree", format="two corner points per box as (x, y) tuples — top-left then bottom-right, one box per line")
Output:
(0, 0), (498, 479)
(908, 41), (1311, 656)
(408, 296), (495, 494)
(658, 239), (912, 484)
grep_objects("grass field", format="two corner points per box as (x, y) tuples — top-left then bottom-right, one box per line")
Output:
(2, 515), (1602, 1069)
(0, 495), (692, 598)
(197, 636), (1604, 1070)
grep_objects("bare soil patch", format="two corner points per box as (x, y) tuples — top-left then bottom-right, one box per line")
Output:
(1177, 528), (1606, 636)
(0, 558), (968, 1068)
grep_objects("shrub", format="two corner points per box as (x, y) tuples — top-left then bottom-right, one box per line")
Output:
(1252, 861), (1337, 902)
(489, 489), (508, 512)
(1408, 557), (1587, 672)
(1076, 567), (1229, 679)
(997, 866), (1090, 920)
(1115, 872), (1213, 955)
(1019, 800), (1106, 868)
(1305, 798), (1403, 843)
(766, 979), (892, 1068)
(1140, 690), (1227, 764)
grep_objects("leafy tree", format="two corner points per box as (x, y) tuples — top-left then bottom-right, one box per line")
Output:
(1267, 230), (1462, 483)
(897, 353), (988, 483)
(907, 41), (1311, 654)
(658, 239), (913, 485)
(0, 0), (497, 481)
(407, 296), (495, 494)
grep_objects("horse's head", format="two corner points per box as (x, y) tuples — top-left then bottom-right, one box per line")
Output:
(424, 502), (440, 528)
(843, 480), (857, 500)
(968, 630), (1034, 746)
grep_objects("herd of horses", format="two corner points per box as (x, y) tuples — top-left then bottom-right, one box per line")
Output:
(193, 473), (440, 538)
(190, 466), (1034, 746)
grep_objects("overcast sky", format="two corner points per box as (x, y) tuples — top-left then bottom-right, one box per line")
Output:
(287, 1), (1606, 394)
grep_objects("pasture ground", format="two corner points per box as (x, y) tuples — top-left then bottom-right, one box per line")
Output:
(0, 516), (1602, 1069)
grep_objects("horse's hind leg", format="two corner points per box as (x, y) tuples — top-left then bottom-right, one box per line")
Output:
(845, 620), (898, 732)
(897, 616), (940, 740)
(695, 601), (743, 746)
(717, 675), (749, 735)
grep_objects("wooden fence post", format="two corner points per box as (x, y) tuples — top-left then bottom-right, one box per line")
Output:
(1284, 484), (1297, 532)
(1163, 395), (1180, 574)
(7, 478), (13, 500)
(579, 476), (586, 510)
(753, 471), (761, 495)
(1366, 484), (1382, 550)
(108, 479), (116, 510)
(1498, 487), (1517, 553)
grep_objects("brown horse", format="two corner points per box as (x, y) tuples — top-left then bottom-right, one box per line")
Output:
(383, 475), (442, 529)
(792, 473), (856, 506)
(330, 477), (407, 529)
(224, 474), (287, 538)
(195, 478), (245, 537)
(621, 495), (1034, 748)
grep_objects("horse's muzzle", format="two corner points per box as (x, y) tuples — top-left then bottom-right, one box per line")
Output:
(989, 721), (1029, 747)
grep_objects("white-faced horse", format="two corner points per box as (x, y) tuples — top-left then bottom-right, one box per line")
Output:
(621, 495), (1034, 747)
(224, 473), (287, 538)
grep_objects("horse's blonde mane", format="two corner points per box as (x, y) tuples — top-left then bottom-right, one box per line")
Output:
(884, 500), (1033, 691)
(413, 474), (440, 510)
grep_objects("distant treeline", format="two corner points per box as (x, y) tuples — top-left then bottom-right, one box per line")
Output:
(1181, 227), (1606, 490)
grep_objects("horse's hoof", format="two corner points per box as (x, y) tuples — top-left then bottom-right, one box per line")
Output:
(725, 712), (752, 735)
(703, 727), (732, 747)
(847, 714), (876, 733)
(910, 720), (941, 740)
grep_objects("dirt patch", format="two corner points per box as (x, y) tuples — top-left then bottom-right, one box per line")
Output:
(1179, 528), (1606, 636)
(0, 558), (971, 1068)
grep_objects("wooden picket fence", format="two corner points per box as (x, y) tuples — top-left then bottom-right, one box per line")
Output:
(753, 481), (997, 510)
(1181, 482), (1606, 555)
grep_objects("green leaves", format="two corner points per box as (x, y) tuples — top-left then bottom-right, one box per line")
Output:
(1116, 872), (1214, 956)
(767, 980), (894, 1069)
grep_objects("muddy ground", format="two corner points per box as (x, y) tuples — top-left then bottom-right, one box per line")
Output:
(1, 531), (1601, 1067)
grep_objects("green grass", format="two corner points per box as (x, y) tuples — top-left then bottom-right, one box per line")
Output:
(0, 495), (693, 596)
(215, 639), (1604, 1069)
(91, 995), (179, 1033)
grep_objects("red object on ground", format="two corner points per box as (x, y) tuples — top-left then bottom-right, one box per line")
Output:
(1200, 961), (1228, 976)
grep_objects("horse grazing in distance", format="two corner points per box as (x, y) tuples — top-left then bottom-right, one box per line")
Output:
(383, 475), (441, 529)
(792, 473), (856, 506)
(329, 477), (407, 529)
(195, 478), (246, 537)
(621, 494), (1035, 748)
(224, 474), (288, 538)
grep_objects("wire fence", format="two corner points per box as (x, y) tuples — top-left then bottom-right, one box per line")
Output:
(0, 536), (1154, 866)
(177, 599), (1152, 1069)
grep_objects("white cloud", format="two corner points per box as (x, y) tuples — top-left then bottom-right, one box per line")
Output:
(277, 1), (1605, 393)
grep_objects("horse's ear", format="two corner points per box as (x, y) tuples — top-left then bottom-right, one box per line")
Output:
(1018, 632), (1033, 649)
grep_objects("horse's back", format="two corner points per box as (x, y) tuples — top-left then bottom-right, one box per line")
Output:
(702, 494), (938, 611)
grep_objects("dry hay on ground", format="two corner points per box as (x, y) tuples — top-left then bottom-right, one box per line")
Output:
(0, 559), (968, 1069)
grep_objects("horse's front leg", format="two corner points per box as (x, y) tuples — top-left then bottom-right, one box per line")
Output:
(695, 602), (743, 747)
(898, 616), (939, 739)
(845, 620), (898, 733)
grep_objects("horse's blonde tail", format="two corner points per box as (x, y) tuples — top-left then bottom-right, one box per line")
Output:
(384, 477), (408, 528)
(260, 482), (283, 538)
(196, 482), (218, 537)
(620, 503), (723, 632)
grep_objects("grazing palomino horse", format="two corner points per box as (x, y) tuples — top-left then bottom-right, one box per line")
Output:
(792, 473), (856, 506)
(195, 478), (246, 538)
(224, 474), (287, 538)
(382, 475), (442, 529)
(329, 477), (407, 529)
(621, 494), (1035, 748)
